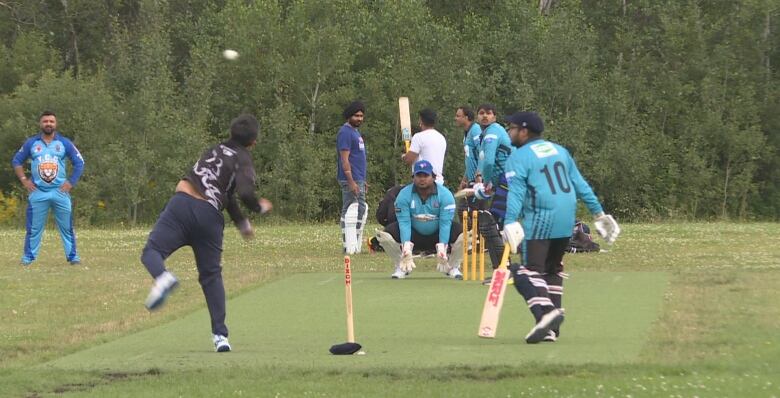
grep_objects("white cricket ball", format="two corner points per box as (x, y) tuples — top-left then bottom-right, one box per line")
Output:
(222, 49), (239, 60)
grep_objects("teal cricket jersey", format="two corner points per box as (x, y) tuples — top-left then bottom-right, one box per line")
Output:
(504, 138), (603, 239)
(463, 122), (482, 182)
(477, 122), (512, 187)
(394, 182), (457, 243)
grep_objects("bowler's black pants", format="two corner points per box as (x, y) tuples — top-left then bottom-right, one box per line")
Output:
(141, 192), (228, 337)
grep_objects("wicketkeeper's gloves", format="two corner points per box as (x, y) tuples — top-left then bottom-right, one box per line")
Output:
(593, 213), (621, 244)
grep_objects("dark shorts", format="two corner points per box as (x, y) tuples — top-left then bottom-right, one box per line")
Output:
(383, 221), (463, 253)
(522, 237), (570, 275)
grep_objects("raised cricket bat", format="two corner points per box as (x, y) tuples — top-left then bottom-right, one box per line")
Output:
(478, 244), (512, 338)
(344, 255), (355, 342)
(398, 97), (411, 153)
(454, 188), (475, 199)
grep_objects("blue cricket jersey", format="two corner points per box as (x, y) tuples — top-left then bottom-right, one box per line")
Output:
(336, 123), (367, 181)
(504, 138), (603, 239)
(463, 122), (481, 182)
(11, 132), (85, 191)
(477, 122), (512, 187)
(394, 182), (457, 243)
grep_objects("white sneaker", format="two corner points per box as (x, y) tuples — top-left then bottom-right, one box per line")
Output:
(447, 268), (463, 280)
(543, 330), (557, 342)
(525, 308), (565, 344)
(144, 271), (179, 311)
(391, 267), (407, 279)
(213, 334), (231, 352)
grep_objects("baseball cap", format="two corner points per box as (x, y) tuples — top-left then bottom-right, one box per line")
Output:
(413, 160), (434, 176)
(505, 111), (544, 134)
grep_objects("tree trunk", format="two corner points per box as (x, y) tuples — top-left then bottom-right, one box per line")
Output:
(60, 0), (80, 77)
(539, 0), (554, 15)
(722, 157), (730, 219)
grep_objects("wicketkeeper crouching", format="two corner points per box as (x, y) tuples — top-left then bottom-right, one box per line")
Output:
(374, 160), (464, 279)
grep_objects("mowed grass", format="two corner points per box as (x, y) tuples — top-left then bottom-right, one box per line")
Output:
(1, 222), (779, 397)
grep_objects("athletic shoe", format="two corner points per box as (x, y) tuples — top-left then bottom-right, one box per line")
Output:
(20, 261), (32, 267)
(69, 260), (81, 266)
(144, 271), (179, 311)
(213, 334), (231, 352)
(448, 268), (463, 280)
(542, 330), (557, 342)
(391, 268), (407, 279)
(525, 308), (565, 344)
(481, 276), (492, 285)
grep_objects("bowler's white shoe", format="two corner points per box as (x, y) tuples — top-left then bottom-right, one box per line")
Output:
(144, 271), (179, 311)
(213, 334), (231, 352)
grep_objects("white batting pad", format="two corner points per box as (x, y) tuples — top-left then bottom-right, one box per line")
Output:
(448, 233), (465, 271)
(344, 202), (359, 254)
(376, 230), (402, 267)
(355, 204), (369, 253)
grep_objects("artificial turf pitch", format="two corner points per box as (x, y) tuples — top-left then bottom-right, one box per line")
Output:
(44, 270), (668, 372)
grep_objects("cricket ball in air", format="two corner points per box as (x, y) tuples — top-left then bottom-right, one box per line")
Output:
(222, 49), (239, 60)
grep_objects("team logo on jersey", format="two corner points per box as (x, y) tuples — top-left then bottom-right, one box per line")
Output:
(530, 142), (558, 158)
(433, 200), (439, 208)
(34, 145), (42, 154)
(413, 214), (437, 222)
(38, 160), (59, 183)
(55, 144), (61, 152)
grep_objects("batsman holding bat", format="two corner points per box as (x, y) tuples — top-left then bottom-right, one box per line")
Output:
(471, 103), (514, 283)
(501, 111), (620, 344)
(140, 114), (272, 353)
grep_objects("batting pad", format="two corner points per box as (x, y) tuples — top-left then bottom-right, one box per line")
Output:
(376, 230), (402, 267)
(448, 233), (465, 270)
(343, 202), (359, 254)
(355, 204), (368, 253)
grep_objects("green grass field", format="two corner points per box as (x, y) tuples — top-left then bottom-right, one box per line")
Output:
(1, 223), (779, 397)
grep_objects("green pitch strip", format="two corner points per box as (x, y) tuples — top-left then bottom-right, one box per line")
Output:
(44, 271), (667, 372)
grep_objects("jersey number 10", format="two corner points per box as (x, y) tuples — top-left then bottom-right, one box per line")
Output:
(541, 162), (571, 194)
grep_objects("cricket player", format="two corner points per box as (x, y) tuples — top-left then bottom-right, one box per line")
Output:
(374, 160), (464, 279)
(141, 114), (272, 353)
(337, 101), (368, 254)
(401, 108), (447, 184)
(501, 111), (620, 344)
(12, 111), (85, 266)
(455, 106), (485, 214)
(472, 103), (513, 277)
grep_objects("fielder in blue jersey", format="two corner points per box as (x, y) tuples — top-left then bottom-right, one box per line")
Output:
(500, 111), (621, 344)
(471, 103), (514, 277)
(374, 160), (465, 280)
(11, 111), (85, 266)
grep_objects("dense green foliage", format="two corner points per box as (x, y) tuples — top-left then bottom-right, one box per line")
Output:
(1, 0), (777, 223)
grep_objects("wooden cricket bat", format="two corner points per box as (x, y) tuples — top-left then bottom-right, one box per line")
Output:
(344, 255), (355, 342)
(478, 244), (512, 338)
(398, 97), (411, 153)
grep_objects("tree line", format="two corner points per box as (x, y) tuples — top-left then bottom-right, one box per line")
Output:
(0, 0), (777, 225)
